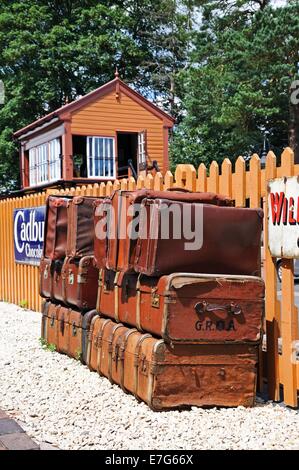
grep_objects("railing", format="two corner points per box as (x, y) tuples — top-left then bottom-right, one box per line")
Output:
(0, 148), (298, 406)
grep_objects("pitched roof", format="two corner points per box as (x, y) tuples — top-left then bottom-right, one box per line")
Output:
(14, 77), (175, 139)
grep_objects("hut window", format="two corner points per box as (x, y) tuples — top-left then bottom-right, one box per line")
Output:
(49, 138), (61, 181)
(28, 138), (61, 186)
(37, 143), (49, 184)
(87, 136), (115, 179)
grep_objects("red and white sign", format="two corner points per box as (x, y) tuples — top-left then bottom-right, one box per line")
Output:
(268, 176), (299, 258)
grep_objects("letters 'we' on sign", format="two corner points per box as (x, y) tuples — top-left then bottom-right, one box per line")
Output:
(268, 176), (299, 258)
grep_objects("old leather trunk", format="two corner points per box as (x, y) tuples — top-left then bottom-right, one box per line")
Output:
(137, 273), (264, 343)
(106, 189), (233, 273)
(44, 196), (69, 260)
(86, 316), (259, 409)
(66, 196), (97, 258)
(63, 256), (99, 310)
(134, 199), (263, 277)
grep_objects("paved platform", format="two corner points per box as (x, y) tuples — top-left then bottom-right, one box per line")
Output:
(0, 410), (39, 450)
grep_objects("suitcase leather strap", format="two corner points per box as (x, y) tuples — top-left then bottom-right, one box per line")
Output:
(64, 309), (72, 355)
(86, 315), (99, 370)
(133, 334), (151, 400)
(54, 306), (60, 350)
(135, 274), (145, 332)
(113, 272), (121, 322)
(108, 323), (124, 384)
(195, 301), (242, 316)
(96, 319), (111, 375)
(43, 263), (49, 279)
(97, 270), (103, 313)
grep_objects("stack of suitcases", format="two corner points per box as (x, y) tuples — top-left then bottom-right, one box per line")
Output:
(41, 195), (100, 360)
(41, 189), (265, 410)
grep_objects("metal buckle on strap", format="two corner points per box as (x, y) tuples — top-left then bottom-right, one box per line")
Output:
(151, 288), (160, 309)
(43, 264), (49, 279)
(72, 322), (77, 337)
(68, 271), (75, 285)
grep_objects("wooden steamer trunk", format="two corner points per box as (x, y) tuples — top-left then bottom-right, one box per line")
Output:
(86, 315), (259, 409)
(137, 273), (265, 343)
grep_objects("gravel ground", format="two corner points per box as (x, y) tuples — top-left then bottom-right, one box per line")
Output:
(0, 301), (298, 450)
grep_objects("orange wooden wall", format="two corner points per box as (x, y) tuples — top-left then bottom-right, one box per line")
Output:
(71, 90), (165, 171)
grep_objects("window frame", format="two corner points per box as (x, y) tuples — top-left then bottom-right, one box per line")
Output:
(86, 136), (116, 180)
(27, 138), (62, 187)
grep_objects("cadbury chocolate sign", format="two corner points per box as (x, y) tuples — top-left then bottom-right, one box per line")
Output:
(13, 206), (46, 266)
(268, 176), (299, 258)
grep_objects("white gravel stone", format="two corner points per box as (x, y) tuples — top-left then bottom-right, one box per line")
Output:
(0, 301), (298, 450)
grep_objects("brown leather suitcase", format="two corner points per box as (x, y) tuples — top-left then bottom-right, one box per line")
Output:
(44, 196), (70, 260)
(57, 306), (83, 360)
(87, 316), (259, 409)
(134, 199), (263, 277)
(137, 273), (264, 343)
(63, 256), (99, 310)
(96, 269), (119, 318)
(106, 189), (233, 272)
(66, 196), (97, 258)
(52, 259), (66, 303)
(94, 197), (110, 269)
(40, 257), (54, 299)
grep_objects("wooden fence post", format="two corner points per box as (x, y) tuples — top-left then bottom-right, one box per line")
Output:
(197, 163), (207, 192)
(234, 157), (246, 207)
(264, 151), (280, 401)
(279, 148), (298, 407)
(207, 161), (219, 194)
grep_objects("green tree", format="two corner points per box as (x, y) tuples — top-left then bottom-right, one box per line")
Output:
(171, 0), (299, 168)
(0, 0), (191, 191)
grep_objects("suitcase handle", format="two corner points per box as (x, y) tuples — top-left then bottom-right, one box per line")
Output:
(195, 301), (242, 316)
(166, 187), (190, 193)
